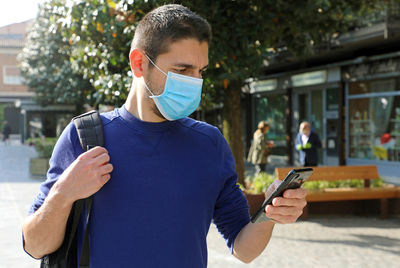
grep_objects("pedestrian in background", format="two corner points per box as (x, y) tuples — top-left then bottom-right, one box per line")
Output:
(247, 121), (274, 173)
(295, 121), (322, 166)
(2, 121), (11, 145)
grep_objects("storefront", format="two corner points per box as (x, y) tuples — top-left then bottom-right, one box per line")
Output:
(248, 67), (343, 167)
(15, 99), (76, 142)
(343, 56), (400, 183)
(248, 78), (290, 165)
(290, 68), (342, 166)
(247, 53), (400, 183)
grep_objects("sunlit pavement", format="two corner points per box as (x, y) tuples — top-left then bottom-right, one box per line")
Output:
(1, 142), (399, 268)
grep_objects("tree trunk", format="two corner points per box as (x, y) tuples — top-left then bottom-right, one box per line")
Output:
(223, 81), (245, 186)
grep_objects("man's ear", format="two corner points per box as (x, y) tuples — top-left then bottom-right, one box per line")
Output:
(129, 49), (146, 77)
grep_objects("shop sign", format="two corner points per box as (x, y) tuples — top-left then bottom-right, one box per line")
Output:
(345, 59), (400, 80)
(250, 79), (277, 93)
(326, 110), (338, 119)
(291, 70), (327, 87)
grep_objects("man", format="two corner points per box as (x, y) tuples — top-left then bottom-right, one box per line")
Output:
(23, 4), (306, 267)
(2, 120), (11, 144)
(295, 121), (322, 166)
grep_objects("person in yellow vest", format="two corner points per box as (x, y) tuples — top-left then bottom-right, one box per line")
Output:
(247, 121), (274, 173)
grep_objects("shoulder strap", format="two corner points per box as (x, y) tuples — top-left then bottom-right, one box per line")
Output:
(72, 110), (104, 151)
(71, 110), (104, 267)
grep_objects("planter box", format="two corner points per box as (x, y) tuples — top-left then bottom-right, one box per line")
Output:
(243, 192), (266, 216)
(29, 158), (50, 175)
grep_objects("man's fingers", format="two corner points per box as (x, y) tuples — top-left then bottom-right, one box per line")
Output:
(99, 173), (111, 185)
(265, 204), (304, 222)
(95, 152), (111, 166)
(79, 146), (108, 159)
(266, 204), (303, 217)
(272, 197), (307, 208)
(100, 163), (113, 175)
(283, 187), (307, 199)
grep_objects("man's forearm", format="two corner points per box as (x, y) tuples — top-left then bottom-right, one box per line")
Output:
(233, 221), (275, 263)
(22, 191), (74, 259)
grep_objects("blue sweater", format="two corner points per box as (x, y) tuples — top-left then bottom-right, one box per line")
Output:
(28, 106), (250, 267)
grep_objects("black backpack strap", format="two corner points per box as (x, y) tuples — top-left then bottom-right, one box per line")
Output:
(72, 110), (104, 151)
(78, 197), (93, 268)
(71, 110), (104, 267)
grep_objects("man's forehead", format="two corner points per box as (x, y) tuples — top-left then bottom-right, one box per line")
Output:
(159, 39), (208, 66)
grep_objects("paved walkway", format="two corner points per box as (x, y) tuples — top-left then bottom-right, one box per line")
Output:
(0, 142), (42, 267)
(1, 142), (399, 267)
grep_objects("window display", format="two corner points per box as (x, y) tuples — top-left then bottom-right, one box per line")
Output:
(349, 79), (400, 162)
(255, 94), (287, 156)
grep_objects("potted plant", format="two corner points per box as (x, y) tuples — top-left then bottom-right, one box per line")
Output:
(241, 172), (276, 216)
(28, 137), (57, 175)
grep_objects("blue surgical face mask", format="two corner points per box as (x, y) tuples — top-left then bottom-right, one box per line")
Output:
(143, 54), (203, 121)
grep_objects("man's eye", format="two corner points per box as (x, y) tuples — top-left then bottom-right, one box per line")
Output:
(175, 69), (185, 73)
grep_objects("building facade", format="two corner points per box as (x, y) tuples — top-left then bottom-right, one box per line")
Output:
(0, 21), (75, 142)
(245, 18), (400, 184)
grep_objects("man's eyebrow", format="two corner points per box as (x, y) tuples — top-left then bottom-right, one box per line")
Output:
(200, 64), (208, 71)
(172, 63), (209, 70)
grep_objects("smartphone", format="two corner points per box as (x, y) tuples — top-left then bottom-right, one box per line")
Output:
(251, 168), (313, 224)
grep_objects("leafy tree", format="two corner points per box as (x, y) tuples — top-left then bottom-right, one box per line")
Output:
(19, 0), (94, 111)
(61, 1), (167, 107)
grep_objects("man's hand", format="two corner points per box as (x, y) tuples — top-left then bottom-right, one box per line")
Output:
(264, 186), (307, 224)
(49, 146), (113, 204)
(296, 144), (303, 151)
(303, 142), (312, 149)
(233, 182), (307, 263)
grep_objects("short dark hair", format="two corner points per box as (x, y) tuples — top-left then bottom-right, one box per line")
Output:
(131, 4), (212, 61)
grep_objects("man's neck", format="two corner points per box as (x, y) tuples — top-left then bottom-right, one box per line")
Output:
(124, 79), (166, 123)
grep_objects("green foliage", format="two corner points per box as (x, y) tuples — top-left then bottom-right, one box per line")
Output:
(27, 137), (58, 158)
(245, 172), (276, 194)
(19, 0), (94, 109)
(244, 175), (387, 193)
(20, 0), (384, 109)
(62, 0), (153, 106)
(45, 0), (381, 110)
(0, 104), (5, 131)
(371, 178), (384, 188)
(303, 178), (386, 190)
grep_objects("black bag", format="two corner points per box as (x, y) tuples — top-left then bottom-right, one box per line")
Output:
(41, 110), (104, 268)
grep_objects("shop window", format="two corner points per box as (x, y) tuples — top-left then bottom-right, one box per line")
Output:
(255, 95), (287, 156)
(349, 79), (395, 95)
(349, 94), (400, 161)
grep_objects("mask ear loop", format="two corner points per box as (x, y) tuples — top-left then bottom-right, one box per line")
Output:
(144, 53), (168, 77)
(142, 53), (167, 98)
(143, 81), (156, 98)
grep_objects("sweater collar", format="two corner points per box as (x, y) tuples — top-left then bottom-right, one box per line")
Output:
(117, 105), (178, 133)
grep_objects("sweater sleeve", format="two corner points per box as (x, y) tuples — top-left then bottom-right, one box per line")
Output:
(213, 133), (250, 254)
(28, 122), (82, 215)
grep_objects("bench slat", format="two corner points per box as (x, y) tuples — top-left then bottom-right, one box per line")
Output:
(275, 166), (379, 181)
(306, 187), (398, 202)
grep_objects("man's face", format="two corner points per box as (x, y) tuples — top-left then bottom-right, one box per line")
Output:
(144, 38), (209, 119)
(301, 124), (311, 136)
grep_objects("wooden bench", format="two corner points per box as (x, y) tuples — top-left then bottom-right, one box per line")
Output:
(275, 165), (399, 219)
